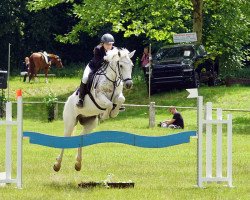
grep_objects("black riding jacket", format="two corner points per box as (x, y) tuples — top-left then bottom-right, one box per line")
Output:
(88, 45), (114, 72)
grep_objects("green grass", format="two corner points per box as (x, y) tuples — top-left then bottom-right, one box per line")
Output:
(0, 77), (250, 200)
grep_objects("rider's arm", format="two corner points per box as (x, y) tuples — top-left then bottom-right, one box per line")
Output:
(92, 47), (105, 69)
(165, 119), (176, 125)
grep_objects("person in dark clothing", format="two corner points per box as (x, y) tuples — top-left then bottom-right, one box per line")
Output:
(159, 106), (184, 129)
(76, 33), (115, 108)
(20, 57), (30, 82)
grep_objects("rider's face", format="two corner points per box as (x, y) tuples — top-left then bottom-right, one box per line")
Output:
(103, 43), (113, 51)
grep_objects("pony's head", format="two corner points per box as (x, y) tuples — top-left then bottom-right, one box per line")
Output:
(50, 54), (63, 68)
(105, 48), (135, 89)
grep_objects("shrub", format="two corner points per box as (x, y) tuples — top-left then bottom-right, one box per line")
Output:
(43, 92), (58, 122)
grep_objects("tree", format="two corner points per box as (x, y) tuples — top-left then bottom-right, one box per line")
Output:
(191, 0), (203, 44)
(203, 0), (250, 74)
(27, 0), (193, 43)
(27, 0), (250, 74)
(0, 0), (27, 70)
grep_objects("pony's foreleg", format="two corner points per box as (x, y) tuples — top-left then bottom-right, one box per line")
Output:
(110, 93), (125, 118)
(75, 116), (98, 171)
(94, 92), (113, 120)
(53, 115), (76, 172)
(53, 149), (64, 172)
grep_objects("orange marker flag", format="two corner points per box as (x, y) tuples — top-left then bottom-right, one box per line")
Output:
(16, 89), (22, 98)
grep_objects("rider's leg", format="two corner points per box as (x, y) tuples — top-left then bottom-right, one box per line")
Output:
(76, 65), (91, 108)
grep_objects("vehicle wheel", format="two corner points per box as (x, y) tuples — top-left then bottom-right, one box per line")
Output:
(190, 72), (200, 88)
(208, 72), (218, 86)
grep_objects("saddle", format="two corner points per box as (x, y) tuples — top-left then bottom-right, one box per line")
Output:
(38, 51), (50, 64)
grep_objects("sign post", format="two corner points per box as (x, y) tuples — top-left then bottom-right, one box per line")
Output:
(148, 44), (152, 100)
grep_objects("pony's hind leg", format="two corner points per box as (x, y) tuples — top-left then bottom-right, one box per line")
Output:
(75, 116), (98, 171)
(53, 116), (76, 172)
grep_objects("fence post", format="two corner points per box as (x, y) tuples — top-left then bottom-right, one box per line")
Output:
(149, 102), (155, 128)
(54, 102), (58, 120)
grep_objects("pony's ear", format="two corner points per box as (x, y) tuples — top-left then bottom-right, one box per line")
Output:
(129, 50), (136, 58)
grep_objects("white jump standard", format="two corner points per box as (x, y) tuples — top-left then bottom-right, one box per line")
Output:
(0, 92), (23, 189)
(197, 96), (233, 187)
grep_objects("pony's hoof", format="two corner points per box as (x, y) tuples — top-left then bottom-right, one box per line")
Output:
(53, 163), (61, 172)
(75, 162), (81, 171)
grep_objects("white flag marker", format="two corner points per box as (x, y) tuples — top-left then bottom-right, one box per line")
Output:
(186, 88), (198, 98)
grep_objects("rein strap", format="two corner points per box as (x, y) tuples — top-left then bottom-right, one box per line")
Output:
(88, 92), (106, 111)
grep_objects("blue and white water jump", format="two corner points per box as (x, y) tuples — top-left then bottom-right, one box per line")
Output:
(0, 92), (233, 189)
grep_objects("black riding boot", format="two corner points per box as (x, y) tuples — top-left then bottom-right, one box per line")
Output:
(76, 82), (87, 108)
(23, 74), (27, 82)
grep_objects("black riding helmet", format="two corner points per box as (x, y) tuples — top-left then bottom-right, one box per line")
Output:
(101, 33), (115, 44)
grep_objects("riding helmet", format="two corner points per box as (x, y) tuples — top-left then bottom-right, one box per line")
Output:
(101, 33), (115, 44)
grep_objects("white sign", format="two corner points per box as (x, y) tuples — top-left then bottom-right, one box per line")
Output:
(173, 32), (197, 43)
(186, 88), (198, 98)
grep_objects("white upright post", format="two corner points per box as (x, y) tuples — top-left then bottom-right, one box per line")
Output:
(5, 102), (12, 181)
(205, 102), (213, 180)
(17, 96), (23, 189)
(227, 114), (233, 187)
(216, 108), (223, 180)
(0, 91), (23, 189)
(197, 96), (203, 187)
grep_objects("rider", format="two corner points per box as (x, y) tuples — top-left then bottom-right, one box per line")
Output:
(76, 33), (115, 108)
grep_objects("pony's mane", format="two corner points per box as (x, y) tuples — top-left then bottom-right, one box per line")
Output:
(48, 54), (59, 58)
(105, 48), (129, 61)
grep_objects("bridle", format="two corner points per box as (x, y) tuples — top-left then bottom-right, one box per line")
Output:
(94, 55), (132, 101)
(96, 59), (132, 87)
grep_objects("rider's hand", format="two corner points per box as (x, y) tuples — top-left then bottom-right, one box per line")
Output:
(104, 55), (108, 61)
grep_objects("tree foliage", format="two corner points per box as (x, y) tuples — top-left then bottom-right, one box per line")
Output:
(27, 0), (193, 43)
(26, 0), (250, 74)
(0, 0), (249, 75)
(203, 0), (250, 74)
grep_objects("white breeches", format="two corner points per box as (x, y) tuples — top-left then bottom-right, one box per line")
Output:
(20, 72), (28, 76)
(81, 65), (92, 84)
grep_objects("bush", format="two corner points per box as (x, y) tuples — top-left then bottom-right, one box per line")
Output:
(43, 92), (58, 122)
(224, 67), (250, 79)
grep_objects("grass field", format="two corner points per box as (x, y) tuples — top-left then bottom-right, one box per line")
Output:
(0, 77), (250, 200)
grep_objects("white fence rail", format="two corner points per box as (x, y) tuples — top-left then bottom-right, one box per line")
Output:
(14, 101), (249, 128)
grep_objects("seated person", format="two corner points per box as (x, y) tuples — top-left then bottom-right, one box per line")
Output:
(20, 57), (30, 82)
(159, 106), (184, 129)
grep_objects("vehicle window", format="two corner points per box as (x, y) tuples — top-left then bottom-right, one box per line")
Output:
(155, 47), (194, 60)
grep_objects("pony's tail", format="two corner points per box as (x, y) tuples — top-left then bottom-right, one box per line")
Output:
(29, 54), (35, 81)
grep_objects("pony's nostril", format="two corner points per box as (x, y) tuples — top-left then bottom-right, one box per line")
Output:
(126, 81), (133, 89)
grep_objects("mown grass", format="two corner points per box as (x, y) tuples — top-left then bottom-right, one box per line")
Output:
(0, 77), (249, 200)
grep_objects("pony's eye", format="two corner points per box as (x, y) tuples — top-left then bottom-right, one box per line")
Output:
(120, 65), (123, 68)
